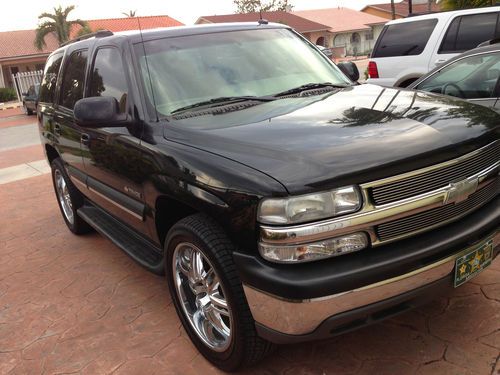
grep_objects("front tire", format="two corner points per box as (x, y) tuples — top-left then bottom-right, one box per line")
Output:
(50, 158), (92, 234)
(165, 214), (273, 371)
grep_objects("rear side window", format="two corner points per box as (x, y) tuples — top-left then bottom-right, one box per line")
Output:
(440, 12), (499, 54)
(89, 48), (128, 113)
(59, 49), (88, 110)
(372, 19), (438, 58)
(39, 53), (63, 103)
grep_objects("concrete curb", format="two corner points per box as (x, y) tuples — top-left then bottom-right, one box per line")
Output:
(0, 102), (21, 111)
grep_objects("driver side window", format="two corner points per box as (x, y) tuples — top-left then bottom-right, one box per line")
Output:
(416, 52), (500, 99)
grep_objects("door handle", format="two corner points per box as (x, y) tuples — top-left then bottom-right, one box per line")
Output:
(81, 133), (90, 146)
(435, 58), (447, 66)
(54, 124), (61, 135)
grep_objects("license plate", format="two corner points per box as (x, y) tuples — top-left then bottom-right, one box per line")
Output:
(454, 238), (493, 288)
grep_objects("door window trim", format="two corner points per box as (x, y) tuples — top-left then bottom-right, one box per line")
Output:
(57, 48), (89, 111)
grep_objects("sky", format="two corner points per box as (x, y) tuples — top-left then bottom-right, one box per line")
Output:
(0, 0), (394, 32)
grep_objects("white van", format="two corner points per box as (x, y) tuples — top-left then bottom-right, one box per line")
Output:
(367, 6), (500, 87)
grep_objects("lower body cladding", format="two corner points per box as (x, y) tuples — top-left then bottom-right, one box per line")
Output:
(234, 200), (499, 344)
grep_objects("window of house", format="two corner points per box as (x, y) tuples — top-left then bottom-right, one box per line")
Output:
(439, 12), (499, 54)
(372, 19), (438, 58)
(89, 48), (128, 113)
(59, 50), (88, 110)
(39, 53), (63, 104)
(365, 31), (374, 41)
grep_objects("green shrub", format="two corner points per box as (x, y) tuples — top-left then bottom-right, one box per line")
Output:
(0, 88), (17, 102)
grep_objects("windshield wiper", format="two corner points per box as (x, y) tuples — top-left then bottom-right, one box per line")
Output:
(171, 96), (276, 114)
(273, 82), (347, 97)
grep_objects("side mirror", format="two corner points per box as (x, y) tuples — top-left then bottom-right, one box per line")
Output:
(74, 96), (126, 128)
(337, 61), (360, 82)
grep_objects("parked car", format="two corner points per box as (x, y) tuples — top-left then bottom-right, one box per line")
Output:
(317, 44), (333, 57)
(409, 42), (500, 110)
(38, 24), (499, 371)
(22, 83), (39, 115)
(367, 6), (500, 87)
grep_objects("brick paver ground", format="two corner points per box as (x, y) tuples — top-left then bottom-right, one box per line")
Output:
(0, 174), (498, 375)
(0, 115), (35, 130)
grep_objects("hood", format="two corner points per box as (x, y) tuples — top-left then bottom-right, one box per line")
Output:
(164, 84), (499, 194)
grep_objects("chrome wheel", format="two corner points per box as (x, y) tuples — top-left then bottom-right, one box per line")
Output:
(54, 169), (74, 224)
(173, 242), (233, 352)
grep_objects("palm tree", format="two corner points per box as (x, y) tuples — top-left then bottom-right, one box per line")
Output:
(440, 0), (495, 11)
(122, 10), (137, 17)
(35, 5), (87, 50)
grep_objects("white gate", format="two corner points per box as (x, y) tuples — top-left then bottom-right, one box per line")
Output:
(11, 70), (43, 102)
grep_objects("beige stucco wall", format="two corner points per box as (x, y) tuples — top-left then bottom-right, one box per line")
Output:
(0, 57), (46, 88)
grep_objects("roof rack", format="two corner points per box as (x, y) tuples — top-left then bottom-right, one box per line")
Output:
(60, 29), (113, 47)
(477, 38), (500, 48)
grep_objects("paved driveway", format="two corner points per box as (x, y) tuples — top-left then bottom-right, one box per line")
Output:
(0, 113), (499, 374)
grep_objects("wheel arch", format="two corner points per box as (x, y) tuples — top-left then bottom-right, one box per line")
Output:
(45, 144), (60, 165)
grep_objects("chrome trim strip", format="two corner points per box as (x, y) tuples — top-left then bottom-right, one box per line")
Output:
(361, 140), (499, 189)
(70, 176), (87, 191)
(88, 186), (144, 221)
(244, 232), (499, 335)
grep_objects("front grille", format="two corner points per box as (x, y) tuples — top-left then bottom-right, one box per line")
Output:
(376, 178), (499, 242)
(371, 141), (499, 206)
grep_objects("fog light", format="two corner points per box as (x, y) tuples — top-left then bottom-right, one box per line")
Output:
(258, 232), (368, 263)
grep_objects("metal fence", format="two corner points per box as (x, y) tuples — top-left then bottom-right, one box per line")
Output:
(11, 70), (43, 102)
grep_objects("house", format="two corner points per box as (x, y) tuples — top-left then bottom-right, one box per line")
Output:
(361, 0), (441, 20)
(0, 15), (183, 89)
(294, 8), (388, 56)
(195, 12), (331, 47)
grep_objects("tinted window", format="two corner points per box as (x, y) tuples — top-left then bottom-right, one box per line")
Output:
(39, 53), (63, 103)
(372, 19), (438, 58)
(440, 13), (498, 54)
(59, 50), (88, 109)
(416, 52), (500, 99)
(89, 48), (128, 113)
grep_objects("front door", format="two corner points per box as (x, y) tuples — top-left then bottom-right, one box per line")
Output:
(81, 46), (149, 235)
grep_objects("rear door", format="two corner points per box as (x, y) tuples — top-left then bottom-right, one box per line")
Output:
(431, 12), (499, 70)
(53, 49), (88, 174)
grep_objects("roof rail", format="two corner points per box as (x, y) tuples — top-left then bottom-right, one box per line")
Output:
(60, 29), (113, 47)
(477, 38), (500, 48)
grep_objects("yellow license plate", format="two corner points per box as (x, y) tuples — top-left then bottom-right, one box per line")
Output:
(454, 238), (493, 288)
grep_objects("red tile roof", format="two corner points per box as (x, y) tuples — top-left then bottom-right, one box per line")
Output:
(196, 11), (331, 33)
(71, 15), (184, 38)
(0, 15), (183, 61)
(0, 29), (58, 60)
(294, 8), (388, 33)
(362, 1), (441, 17)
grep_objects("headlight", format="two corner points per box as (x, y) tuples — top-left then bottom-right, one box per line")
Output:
(258, 186), (361, 225)
(259, 232), (368, 263)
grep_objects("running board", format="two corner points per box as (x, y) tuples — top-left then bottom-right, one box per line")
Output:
(78, 203), (164, 274)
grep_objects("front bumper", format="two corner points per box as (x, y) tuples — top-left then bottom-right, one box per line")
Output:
(235, 199), (499, 342)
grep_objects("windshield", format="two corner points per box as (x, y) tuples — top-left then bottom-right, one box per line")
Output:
(134, 28), (350, 117)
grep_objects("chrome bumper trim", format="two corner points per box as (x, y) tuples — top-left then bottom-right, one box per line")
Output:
(260, 163), (498, 246)
(244, 231), (499, 336)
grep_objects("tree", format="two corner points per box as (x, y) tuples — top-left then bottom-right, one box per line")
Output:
(440, 0), (495, 11)
(122, 10), (137, 17)
(35, 5), (87, 50)
(75, 24), (93, 37)
(390, 0), (396, 19)
(234, 0), (293, 13)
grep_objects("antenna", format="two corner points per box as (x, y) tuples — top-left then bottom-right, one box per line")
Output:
(258, 9), (268, 25)
(137, 16), (159, 122)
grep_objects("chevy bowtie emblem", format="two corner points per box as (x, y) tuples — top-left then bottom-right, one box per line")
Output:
(443, 178), (478, 205)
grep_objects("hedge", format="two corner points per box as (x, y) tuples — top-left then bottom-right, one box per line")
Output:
(0, 88), (17, 102)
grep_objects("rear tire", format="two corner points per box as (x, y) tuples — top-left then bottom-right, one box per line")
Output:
(165, 214), (274, 371)
(50, 158), (92, 235)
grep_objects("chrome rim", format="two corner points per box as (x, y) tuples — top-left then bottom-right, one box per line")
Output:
(173, 242), (233, 352)
(54, 169), (74, 224)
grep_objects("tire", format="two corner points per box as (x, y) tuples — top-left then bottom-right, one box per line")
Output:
(165, 214), (274, 371)
(26, 106), (33, 115)
(50, 158), (92, 234)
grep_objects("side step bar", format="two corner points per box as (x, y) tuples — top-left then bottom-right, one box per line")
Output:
(78, 202), (164, 274)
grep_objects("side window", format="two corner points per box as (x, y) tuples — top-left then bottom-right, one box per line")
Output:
(39, 53), (63, 104)
(371, 19), (438, 58)
(59, 49), (88, 110)
(89, 48), (128, 113)
(440, 13), (498, 54)
(416, 52), (500, 99)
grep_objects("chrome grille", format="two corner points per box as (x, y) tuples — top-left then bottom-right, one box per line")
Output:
(370, 141), (500, 206)
(376, 178), (499, 243)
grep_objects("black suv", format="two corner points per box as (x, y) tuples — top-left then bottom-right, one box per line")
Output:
(38, 24), (499, 371)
